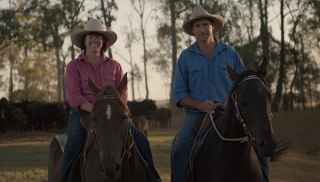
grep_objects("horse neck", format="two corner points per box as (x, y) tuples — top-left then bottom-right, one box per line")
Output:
(220, 101), (244, 138)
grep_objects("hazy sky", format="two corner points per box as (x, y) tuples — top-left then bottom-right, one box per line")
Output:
(104, 0), (171, 101)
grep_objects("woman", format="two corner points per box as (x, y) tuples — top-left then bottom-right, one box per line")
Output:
(60, 19), (160, 182)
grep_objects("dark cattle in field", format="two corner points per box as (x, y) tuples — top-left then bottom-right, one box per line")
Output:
(127, 99), (157, 117)
(0, 98), (68, 132)
(22, 101), (68, 131)
(0, 97), (28, 133)
(132, 115), (149, 136)
(151, 107), (172, 128)
(127, 99), (157, 134)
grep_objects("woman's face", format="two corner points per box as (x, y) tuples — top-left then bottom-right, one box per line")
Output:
(84, 33), (104, 55)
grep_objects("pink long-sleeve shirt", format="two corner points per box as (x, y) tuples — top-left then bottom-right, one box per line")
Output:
(65, 54), (126, 108)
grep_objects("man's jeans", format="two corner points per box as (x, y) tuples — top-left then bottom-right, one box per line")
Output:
(171, 111), (269, 182)
(60, 108), (159, 181)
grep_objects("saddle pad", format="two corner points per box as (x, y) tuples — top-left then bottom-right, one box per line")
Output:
(54, 134), (68, 153)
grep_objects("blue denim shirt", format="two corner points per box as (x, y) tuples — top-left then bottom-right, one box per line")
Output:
(174, 42), (246, 112)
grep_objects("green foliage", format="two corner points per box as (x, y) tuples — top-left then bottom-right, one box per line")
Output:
(0, 9), (20, 43)
(13, 47), (57, 102)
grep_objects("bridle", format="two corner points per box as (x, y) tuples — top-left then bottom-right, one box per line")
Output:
(208, 75), (270, 144)
(87, 126), (133, 180)
(82, 93), (133, 181)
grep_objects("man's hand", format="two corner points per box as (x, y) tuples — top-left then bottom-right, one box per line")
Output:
(80, 102), (94, 113)
(179, 96), (224, 112)
(196, 100), (219, 113)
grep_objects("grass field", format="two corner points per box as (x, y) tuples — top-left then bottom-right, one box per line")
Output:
(0, 110), (320, 182)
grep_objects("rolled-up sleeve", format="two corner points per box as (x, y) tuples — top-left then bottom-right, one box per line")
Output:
(65, 62), (88, 108)
(174, 54), (189, 107)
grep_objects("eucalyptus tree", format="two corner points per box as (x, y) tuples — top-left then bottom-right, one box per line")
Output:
(60, 0), (86, 60)
(35, 0), (66, 101)
(130, 0), (155, 99)
(0, 1), (27, 101)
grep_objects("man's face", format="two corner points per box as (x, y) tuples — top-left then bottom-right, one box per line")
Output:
(191, 19), (215, 42)
(84, 33), (104, 54)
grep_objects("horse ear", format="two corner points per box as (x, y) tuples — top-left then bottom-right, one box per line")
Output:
(88, 79), (100, 95)
(118, 73), (128, 93)
(227, 65), (239, 81)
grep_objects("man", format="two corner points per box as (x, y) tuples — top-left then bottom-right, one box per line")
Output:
(171, 6), (279, 182)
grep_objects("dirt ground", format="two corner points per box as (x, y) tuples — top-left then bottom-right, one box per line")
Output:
(0, 110), (319, 182)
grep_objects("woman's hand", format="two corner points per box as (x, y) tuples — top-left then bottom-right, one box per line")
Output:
(80, 102), (94, 113)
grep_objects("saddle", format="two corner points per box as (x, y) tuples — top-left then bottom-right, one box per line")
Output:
(54, 134), (68, 153)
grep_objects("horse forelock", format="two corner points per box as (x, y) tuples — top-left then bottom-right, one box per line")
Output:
(96, 86), (129, 113)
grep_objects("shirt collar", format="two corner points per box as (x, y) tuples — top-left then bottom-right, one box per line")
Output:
(188, 41), (227, 56)
(76, 52), (110, 63)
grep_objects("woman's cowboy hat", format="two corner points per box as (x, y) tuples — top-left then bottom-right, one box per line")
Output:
(71, 19), (117, 49)
(183, 6), (224, 35)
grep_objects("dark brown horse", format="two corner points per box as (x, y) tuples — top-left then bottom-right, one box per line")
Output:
(188, 69), (276, 182)
(78, 74), (152, 182)
(49, 74), (154, 182)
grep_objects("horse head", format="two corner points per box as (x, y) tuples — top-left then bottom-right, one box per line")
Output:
(80, 73), (130, 179)
(227, 66), (276, 156)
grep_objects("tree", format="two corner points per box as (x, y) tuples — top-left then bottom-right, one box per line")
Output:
(36, 0), (66, 102)
(14, 46), (56, 102)
(272, 0), (287, 111)
(130, 0), (154, 99)
(60, 0), (85, 60)
(123, 17), (140, 101)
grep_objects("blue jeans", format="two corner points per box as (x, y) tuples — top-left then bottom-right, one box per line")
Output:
(171, 111), (269, 182)
(60, 108), (159, 181)
(60, 108), (86, 180)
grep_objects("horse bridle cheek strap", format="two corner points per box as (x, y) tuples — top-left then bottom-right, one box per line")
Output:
(82, 124), (131, 181)
(208, 111), (249, 143)
(231, 75), (270, 143)
(208, 75), (268, 144)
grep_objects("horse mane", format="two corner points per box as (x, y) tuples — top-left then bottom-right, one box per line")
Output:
(224, 70), (261, 118)
(232, 70), (260, 90)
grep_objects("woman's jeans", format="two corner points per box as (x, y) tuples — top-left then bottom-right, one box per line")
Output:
(171, 111), (269, 182)
(60, 108), (160, 181)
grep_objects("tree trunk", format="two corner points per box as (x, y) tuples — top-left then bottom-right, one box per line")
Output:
(100, 0), (114, 59)
(8, 45), (15, 101)
(71, 44), (76, 60)
(129, 46), (136, 100)
(55, 47), (63, 102)
(258, 0), (270, 75)
(272, 0), (286, 111)
(298, 35), (305, 109)
(141, 22), (149, 99)
(169, 0), (177, 106)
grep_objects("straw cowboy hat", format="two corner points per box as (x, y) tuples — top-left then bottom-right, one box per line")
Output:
(71, 19), (117, 49)
(183, 6), (224, 35)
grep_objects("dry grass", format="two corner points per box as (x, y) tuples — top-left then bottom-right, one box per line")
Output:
(0, 110), (319, 182)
